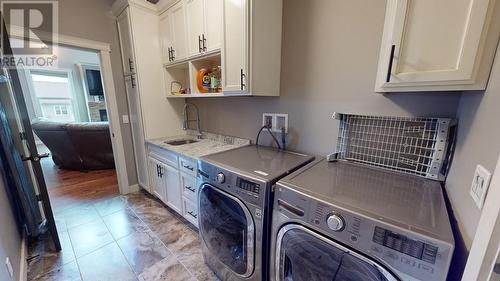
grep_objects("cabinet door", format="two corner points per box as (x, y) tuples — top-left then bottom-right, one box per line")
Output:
(125, 76), (149, 189)
(159, 11), (173, 64)
(149, 158), (166, 202)
(171, 1), (188, 61)
(186, 0), (205, 57)
(204, 0), (223, 52)
(377, 0), (494, 91)
(117, 8), (136, 75)
(163, 163), (182, 213)
(222, 0), (249, 92)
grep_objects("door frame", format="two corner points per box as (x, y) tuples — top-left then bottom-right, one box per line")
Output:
(7, 26), (134, 194)
(462, 153), (500, 280)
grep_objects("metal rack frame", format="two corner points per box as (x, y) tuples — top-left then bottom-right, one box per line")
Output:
(328, 113), (456, 181)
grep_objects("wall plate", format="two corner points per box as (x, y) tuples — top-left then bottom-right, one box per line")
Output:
(470, 165), (492, 209)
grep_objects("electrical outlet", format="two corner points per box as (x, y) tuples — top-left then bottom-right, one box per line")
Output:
(5, 257), (13, 279)
(275, 114), (289, 133)
(263, 113), (273, 128)
(122, 115), (130, 124)
(470, 165), (492, 209)
(262, 113), (289, 133)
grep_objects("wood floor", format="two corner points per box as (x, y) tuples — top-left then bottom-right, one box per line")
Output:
(39, 145), (119, 213)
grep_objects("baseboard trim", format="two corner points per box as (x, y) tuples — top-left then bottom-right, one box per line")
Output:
(128, 184), (140, 193)
(18, 235), (27, 281)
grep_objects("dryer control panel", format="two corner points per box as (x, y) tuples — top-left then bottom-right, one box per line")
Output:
(274, 185), (454, 281)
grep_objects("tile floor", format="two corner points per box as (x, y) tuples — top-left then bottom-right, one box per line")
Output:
(27, 190), (218, 281)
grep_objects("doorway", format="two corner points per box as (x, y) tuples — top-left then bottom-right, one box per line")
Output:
(13, 42), (120, 213)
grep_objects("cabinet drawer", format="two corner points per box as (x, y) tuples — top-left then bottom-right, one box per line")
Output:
(181, 173), (198, 201)
(183, 198), (198, 227)
(179, 157), (197, 176)
(149, 145), (178, 168)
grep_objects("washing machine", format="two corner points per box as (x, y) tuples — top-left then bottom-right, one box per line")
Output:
(197, 145), (314, 281)
(270, 159), (455, 281)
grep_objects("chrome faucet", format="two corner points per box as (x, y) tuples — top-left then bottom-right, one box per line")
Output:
(182, 102), (203, 139)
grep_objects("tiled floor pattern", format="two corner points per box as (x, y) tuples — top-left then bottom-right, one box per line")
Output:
(28, 190), (218, 281)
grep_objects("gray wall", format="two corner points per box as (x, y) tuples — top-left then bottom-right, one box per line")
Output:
(0, 173), (23, 281)
(190, 0), (460, 155)
(189, 0), (500, 249)
(446, 48), (500, 247)
(57, 0), (137, 184)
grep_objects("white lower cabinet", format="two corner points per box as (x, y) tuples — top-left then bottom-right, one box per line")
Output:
(163, 163), (182, 213)
(148, 155), (181, 213)
(148, 146), (199, 228)
(148, 157), (166, 203)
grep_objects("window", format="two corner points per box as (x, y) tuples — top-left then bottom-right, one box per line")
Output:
(54, 105), (69, 116)
(30, 70), (76, 123)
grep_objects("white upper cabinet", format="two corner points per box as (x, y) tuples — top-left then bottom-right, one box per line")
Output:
(376, 0), (499, 92)
(160, 1), (188, 63)
(186, 0), (205, 56)
(186, 0), (223, 57)
(204, 0), (223, 52)
(221, 0), (248, 92)
(159, 12), (173, 64)
(170, 1), (188, 61)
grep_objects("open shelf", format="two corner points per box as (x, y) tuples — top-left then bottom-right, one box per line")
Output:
(166, 92), (251, 99)
(164, 51), (228, 98)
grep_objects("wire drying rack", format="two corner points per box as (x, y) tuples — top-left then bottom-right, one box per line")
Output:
(328, 113), (456, 181)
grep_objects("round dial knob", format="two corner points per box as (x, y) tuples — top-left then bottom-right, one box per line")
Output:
(216, 173), (226, 184)
(326, 214), (345, 232)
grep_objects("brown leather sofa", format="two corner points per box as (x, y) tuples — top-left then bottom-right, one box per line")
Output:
(32, 119), (115, 170)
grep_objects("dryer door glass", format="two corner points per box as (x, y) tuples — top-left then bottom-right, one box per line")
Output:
(199, 184), (254, 276)
(277, 226), (396, 281)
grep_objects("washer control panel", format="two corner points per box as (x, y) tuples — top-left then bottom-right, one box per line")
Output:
(326, 214), (345, 232)
(198, 161), (264, 206)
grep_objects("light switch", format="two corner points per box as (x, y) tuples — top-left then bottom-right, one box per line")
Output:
(122, 115), (130, 124)
(470, 165), (492, 209)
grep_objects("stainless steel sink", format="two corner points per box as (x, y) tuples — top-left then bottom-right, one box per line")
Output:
(165, 139), (199, 146)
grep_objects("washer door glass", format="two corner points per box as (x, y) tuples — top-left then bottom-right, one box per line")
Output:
(199, 184), (254, 276)
(277, 225), (398, 281)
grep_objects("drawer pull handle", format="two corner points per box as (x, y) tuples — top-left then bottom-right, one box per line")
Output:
(187, 211), (197, 219)
(182, 163), (194, 171)
(185, 186), (196, 193)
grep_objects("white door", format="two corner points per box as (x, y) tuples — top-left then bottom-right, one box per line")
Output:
(170, 1), (188, 61)
(186, 0), (205, 57)
(376, 0), (493, 90)
(463, 154), (500, 281)
(204, 0), (223, 52)
(159, 11), (173, 64)
(221, 0), (248, 93)
(117, 9), (136, 75)
(163, 163), (182, 213)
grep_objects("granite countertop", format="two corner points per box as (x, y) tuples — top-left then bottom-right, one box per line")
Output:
(147, 130), (251, 160)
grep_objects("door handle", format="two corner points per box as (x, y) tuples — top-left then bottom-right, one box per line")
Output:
(386, 45), (396, 83)
(130, 75), (136, 88)
(159, 166), (164, 178)
(240, 69), (246, 90)
(184, 185), (196, 193)
(21, 152), (50, 162)
(198, 35), (203, 53)
(171, 48), (175, 61)
(128, 58), (135, 72)
(168, 47), (172, 61)
(156, 164), (160, 177)
(202, 34), (207, 52)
